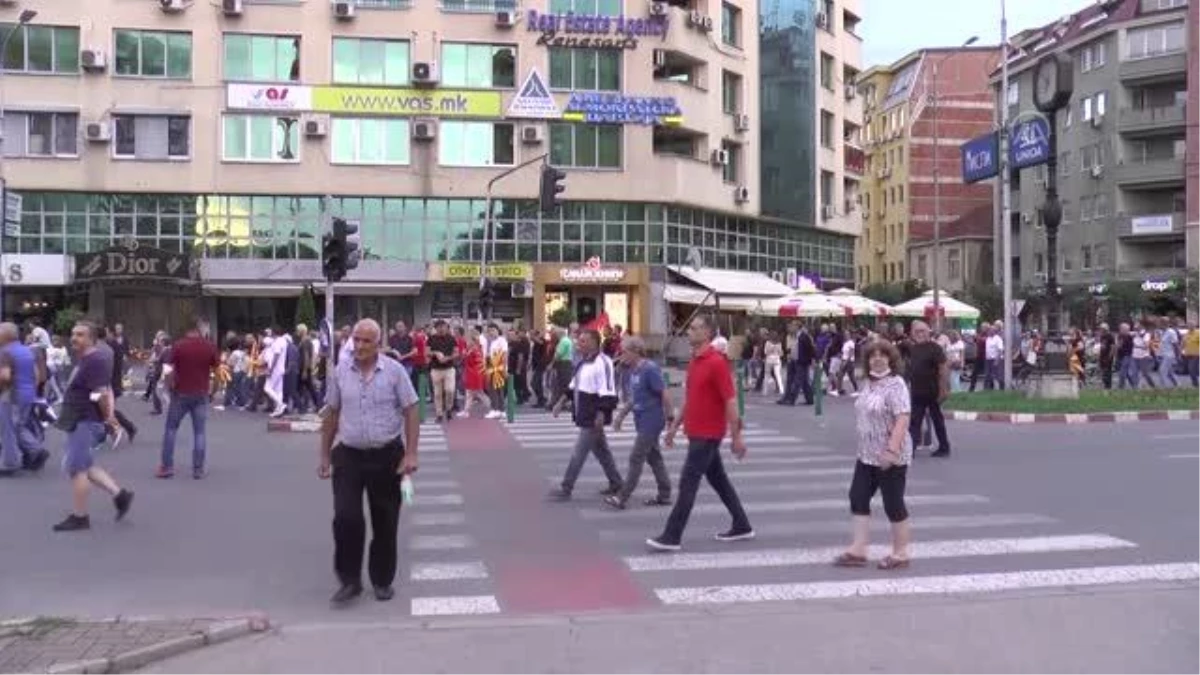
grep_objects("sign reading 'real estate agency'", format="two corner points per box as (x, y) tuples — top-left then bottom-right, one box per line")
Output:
(559, 257), (626, 282)
(526, 10), (668, 49)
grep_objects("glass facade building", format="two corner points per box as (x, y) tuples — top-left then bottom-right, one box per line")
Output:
(759, 0), (817, 225)
(4, 192), (853, 281)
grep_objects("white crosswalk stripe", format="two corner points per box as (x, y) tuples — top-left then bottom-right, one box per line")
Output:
(410, 595), (501, 616)
(578, 494), (989, 520)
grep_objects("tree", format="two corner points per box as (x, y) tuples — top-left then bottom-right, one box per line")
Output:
(53, 306), (85, 337)
(964, 283), (1003, 322)
(295, 284), (317, 328)
(860, 279), (927, 306)
(548, 306), (574, 328)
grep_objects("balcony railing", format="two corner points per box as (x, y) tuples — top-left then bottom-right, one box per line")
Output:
(1113, 156), (1185, 187)
(1117, 104), (1186, 135)
(1118, 52), (1187, 82)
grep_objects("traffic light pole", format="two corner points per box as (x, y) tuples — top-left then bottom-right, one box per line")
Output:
(323, 196), (336, 365)
(479, 152), (549, 322)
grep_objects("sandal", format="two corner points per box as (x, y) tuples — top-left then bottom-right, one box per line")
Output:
(602, 495), (626, 510)
(877, 555), (910, 570)
(832, 552), (868, 567)
(644, 495), (672, 506)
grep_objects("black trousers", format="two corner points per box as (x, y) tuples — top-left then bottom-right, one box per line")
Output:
(848, 460), (908, 522)
(530, 366), (546, 405)
(331, 439), (404, 588)
(909, 394), (950, 453)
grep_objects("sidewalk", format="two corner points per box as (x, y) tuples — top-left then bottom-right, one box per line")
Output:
(0, 615), (266, 674)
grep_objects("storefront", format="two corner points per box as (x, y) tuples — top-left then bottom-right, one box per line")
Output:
(423, 262), (533, 325)
(0, 254), (70, 328)
(533, 259), (648, 333)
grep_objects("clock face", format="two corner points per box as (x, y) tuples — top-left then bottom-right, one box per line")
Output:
(1035, 65), (1056, 106)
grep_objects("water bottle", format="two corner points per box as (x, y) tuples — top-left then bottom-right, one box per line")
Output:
(400, 475), (414, 505)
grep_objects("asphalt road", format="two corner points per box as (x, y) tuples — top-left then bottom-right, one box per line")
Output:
(1, 390), (1196, 672)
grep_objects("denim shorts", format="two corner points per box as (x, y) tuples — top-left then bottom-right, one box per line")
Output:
(62, 420), (106, 477)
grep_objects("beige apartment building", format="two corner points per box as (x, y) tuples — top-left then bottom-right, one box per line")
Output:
(0, 0), (851, 343)
(813, 0), (863, 238)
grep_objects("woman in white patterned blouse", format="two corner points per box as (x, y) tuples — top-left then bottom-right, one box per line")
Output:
(834, 339), (913, 570)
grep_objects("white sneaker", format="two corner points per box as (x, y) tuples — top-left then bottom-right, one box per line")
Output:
(486, 411), (503, 419)
(213, 405), (225, 411)
(456, 411), (470, 419)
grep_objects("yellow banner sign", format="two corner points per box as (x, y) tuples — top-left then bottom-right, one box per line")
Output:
(312, 87), (503, 118)
(443, 263), (531, 280)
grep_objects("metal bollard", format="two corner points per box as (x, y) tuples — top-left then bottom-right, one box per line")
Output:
(505, 374), (516, 423)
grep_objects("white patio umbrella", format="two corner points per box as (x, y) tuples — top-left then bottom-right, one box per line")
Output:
(829, 288), (893, 317)
(756, 292), (845, 318)
(891, 290), (981, 320)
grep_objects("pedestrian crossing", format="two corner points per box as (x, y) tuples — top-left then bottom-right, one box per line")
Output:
(497, 412), (1199, 611)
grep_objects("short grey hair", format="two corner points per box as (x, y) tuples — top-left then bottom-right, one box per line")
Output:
(622, 335), (647, 355)
(0, 322), (18, 342)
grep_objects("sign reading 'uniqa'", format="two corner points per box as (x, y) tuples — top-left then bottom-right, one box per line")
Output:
(1009, 117), (1051, 171)
(527, 10), (668, 49)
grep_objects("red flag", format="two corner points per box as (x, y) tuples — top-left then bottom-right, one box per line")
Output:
(585, 312), (610, 332)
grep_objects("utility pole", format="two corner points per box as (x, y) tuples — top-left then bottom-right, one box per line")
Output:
(999, 0), (1014, 387)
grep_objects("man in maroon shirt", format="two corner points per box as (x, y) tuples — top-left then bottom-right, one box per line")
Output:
(647, 314), (753, 552)
(157, 318), (219, 480)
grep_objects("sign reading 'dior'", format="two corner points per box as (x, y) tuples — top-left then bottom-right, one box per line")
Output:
(527, 10), (668, 49)
(74, 243), (193, 282)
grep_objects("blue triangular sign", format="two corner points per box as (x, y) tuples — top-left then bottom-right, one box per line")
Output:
(508, 69), (560, 120)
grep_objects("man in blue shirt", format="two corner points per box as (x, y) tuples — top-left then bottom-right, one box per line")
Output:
(0, 322), (49, 475)
(606, 336), (673, 510)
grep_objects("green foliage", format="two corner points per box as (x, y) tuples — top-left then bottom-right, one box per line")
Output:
(964, 283), (1003, 322)
(295, 285), (317, 328)
(548, 306), (574, 328)
(53, 306), (85, 336)
(944, 388), (1198, 414)
(859, 279), (928, 306)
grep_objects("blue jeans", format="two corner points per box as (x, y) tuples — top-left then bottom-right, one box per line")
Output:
(161, 393), (209, 471)
(225, 372), (248, 407)
(0, 400), (39, 470)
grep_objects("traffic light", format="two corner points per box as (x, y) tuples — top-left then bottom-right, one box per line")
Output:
(479, 277), (496, 319)
(322, 217), (362, 282)
(538, 164), (566, 214)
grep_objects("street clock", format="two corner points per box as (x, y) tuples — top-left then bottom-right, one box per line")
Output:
(1033, 53), (1073, 113)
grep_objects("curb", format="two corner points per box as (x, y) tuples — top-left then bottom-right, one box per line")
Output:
(946, 409), (1199, 423)
(43, 614), (270, 674)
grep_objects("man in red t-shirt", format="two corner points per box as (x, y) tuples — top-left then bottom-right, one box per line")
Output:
(647, 314), (752, 552)
(157, 318), (219, 480)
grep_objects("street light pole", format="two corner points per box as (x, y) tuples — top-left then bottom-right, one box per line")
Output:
(999, 0), (1014, 388)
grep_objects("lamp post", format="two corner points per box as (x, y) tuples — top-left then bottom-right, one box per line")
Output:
(930, 35), (978, 332)
(999, 0), (1014, 388)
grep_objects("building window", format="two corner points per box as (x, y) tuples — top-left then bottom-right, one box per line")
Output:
(548, 123), (621, 169)
(332, 38), (409, 86)
(0, 24), (80, 74)
(222, 114), (300, 162)
(1035, 252), (1045, 273)
(441, 43), (516, 89)
(0, 112), (78, 157)
(1079, 41), (1106, 72)
(819, 170), (834, 210)
(820, 52), (834, 91)
(549, 0), (620, 13)
(331, 117), (410, 165)
(917, 254), (928, 280)
(439, 121), (514, 166)
(721, 2), (741, 48)
(819, 110), (834, 148)
(223, 34), (300, 82)
(721, 140), (740, 183)
(947, 248), (961, 280)
(114, 30), (191, 79)
(1125, 22), (1185, 59)
(1081, 245), (1093, 270)
(721, 70), (742, 114)
(113, 115), (190, 159)
(548, 48), (619, 91)
(1006, 81), (1018, 105)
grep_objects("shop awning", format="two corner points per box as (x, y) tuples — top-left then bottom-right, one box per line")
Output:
(314, 282), (422, 296)
(663, 284), (771, 312)
(203, 283), (304, 297)
(671, 267), (795, 297)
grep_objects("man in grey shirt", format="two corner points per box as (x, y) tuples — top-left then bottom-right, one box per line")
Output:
(319, 318), (420, 606)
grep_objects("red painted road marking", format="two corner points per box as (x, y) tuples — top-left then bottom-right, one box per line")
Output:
(443, 418), (655, 613)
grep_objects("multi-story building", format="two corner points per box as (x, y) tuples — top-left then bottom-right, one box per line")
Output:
(855, 46), (1000, 288)
(0, 0), (853, 345)
(1186, 0), (1198, 292)
(992, 0), (1192, 311)
(759, 0), (863, 242)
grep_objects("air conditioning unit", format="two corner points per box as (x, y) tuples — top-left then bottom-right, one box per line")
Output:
(412, 118), (437, 141)
(653, 49), (667, 68)
(687, 10), (702, 26)
(85, 121), (110, 143)
(815, 12), (828, 28)
(160, 0), (189, 13)
(844, 84), (856, 100)
(1090, 164), (1103, 178)
(1021, 213), (1032, 224)
(733, 185), (750, 203)
(770, 271), (784, 283)
(1090, 114), (1102, 128)
(821, 204), (834, 220)
(521, 125), (543, 144)
(511, 281), (533, 298)
(412, 61), (439, 85)
(649, 1), (667, 16)
(702, 15), (714, 31)
(734, 113), (750, 132)
(80, 49), (107, 72)
(222, 0), (243, 16)
(333, 1), (355, 19)
(496, 10), (517, 27)
(710, 148), (729, 166)
(304, 116), (328, 137)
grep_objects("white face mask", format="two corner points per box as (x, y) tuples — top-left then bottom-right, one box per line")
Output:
(868, 367), (891, 379)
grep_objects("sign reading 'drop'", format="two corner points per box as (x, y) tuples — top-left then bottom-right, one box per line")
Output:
(527, 10), (668, 49)
(563, 93), (682, 125)
(1009, 117), (1051, 171)
(961, 131), (1000, 184)
(74, 245), (193, 282)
